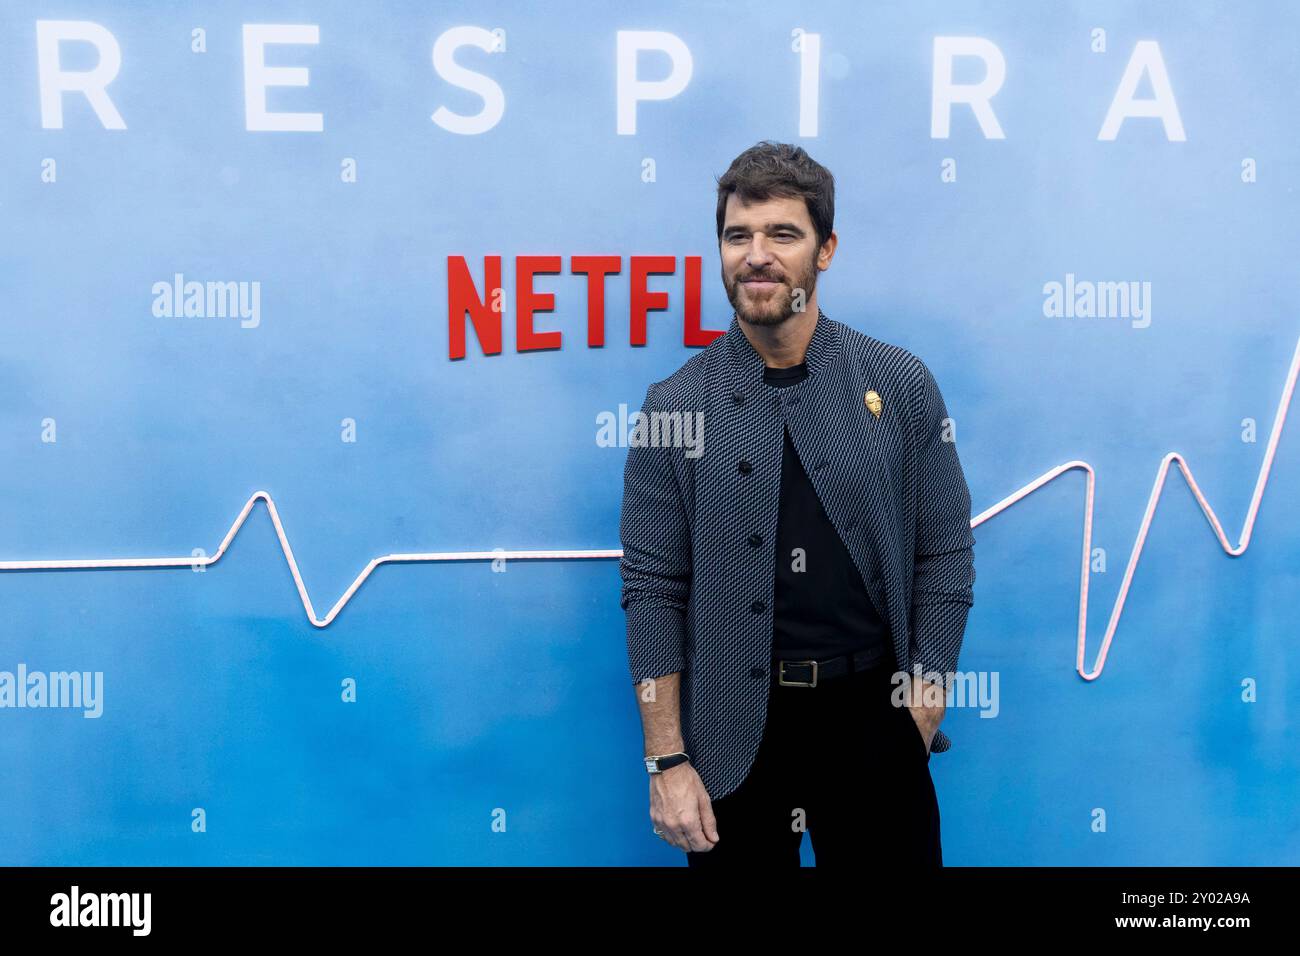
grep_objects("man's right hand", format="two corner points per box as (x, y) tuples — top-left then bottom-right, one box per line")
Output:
(649, 762), (719, 852)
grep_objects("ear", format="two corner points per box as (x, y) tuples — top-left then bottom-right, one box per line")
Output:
(817, 230), (839, 270)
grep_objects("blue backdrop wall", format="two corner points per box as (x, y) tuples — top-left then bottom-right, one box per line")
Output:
(1, 0), (1296, 865)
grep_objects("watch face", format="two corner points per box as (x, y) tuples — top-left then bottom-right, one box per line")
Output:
(646, 754), (685, 773)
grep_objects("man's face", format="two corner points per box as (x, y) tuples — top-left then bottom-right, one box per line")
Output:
(719, 193), (827, 327)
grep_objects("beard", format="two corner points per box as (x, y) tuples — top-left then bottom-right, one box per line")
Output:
(723, 249), (820, 328)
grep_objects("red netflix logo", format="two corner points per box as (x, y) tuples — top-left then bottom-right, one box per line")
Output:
(447, 255), (725, 359)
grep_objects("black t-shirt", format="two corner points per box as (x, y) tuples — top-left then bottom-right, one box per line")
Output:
(763, 361), (891, 662)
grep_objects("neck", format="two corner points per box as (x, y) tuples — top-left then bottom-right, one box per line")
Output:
(737, 297), (820, 369)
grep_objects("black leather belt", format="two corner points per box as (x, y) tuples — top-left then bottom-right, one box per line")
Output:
(772, 644), (890, 687)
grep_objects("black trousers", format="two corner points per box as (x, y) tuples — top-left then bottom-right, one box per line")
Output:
(685, 657), (943, 868)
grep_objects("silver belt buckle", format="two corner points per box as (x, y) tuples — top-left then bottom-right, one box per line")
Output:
(778, 659), (818, 687)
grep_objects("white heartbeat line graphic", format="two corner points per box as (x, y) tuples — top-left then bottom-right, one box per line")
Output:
(1, 335), (1295, 678)
(972, 333), (1298, 679)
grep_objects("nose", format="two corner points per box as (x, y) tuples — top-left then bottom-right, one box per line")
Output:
(745, 234), (774, 270)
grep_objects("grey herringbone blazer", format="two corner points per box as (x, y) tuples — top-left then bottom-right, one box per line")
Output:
(619, 307), (976, 801)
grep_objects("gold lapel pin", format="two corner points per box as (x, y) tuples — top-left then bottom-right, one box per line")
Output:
(864, 389), (883, 418)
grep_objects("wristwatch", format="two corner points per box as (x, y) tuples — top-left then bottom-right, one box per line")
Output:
(645, 752), (690, 774)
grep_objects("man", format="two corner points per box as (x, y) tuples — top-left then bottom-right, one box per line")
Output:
(619, 141), (976, 867)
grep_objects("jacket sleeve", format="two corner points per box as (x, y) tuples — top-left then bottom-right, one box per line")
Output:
(909, 358), (976, 679)
(619, 381), (692, 683)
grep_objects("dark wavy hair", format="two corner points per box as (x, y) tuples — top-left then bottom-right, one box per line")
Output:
(715, 141), (835, 251)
